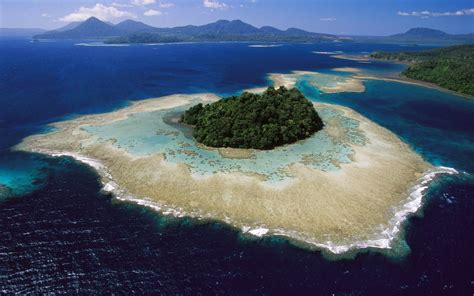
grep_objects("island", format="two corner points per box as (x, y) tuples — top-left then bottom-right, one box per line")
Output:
(181, 87), (324, 150)
(370, 44), (474, 96)
(15, 72), (451, 257)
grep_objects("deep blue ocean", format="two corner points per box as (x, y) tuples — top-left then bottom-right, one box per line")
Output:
(0, 39), (473, 294)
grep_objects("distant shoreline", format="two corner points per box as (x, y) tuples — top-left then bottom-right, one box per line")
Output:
(333, 53), (473, 99)
(356, 73), (474, 100)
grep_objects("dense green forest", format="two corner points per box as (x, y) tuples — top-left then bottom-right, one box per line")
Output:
(105, 33), (334, 44)
(370, 45), (474, 95)
(105, 33), (182, 44)
(181, 87), (324, 150)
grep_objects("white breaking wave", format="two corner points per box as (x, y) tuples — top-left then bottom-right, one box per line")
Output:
(75, 42), (129, 47)
(271, 166), (459, 254)
(312, 51), (343, 55)
(45, 150), (459, 255)
(249, 44), (282, 48)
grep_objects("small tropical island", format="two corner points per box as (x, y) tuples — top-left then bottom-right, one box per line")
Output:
(181, 87), (324, 150)
(370, 44), (474, 96)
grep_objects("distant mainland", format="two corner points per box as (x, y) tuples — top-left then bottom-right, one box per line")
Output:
(3, 17), (468, 45)
(369, 44), (474, 96)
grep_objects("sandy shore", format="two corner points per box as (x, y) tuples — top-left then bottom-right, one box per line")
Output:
(318, 78), (365, 94)
(330, 54), (371, 62)
(245, 71), (365, 94)
(15, 91), (439, 256)
(332, 67), (362, 73)
(333, 53), (473, 100)
(355, 74), (474, 100)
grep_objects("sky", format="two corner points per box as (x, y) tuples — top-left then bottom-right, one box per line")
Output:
(0, 0), (473, 35)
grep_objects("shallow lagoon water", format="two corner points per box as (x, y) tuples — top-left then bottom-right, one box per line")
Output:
(83, 102), (365, 182)
(1, 40), (473, 293)
(298, 77), (474, 173)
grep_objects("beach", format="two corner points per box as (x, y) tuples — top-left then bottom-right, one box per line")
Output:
(247, 71), (366, 94)
(355, 74), (474, 100)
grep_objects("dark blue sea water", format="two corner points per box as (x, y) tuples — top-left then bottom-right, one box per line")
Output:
(1, 39), (473, 294)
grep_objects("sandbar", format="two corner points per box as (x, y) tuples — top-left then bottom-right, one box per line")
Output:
(272, 71), (366, 94)
(331, 54), (371, 62)
(332, 67), (362, 73)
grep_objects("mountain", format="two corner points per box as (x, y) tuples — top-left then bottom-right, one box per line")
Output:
(107, 19), (341, 44)
(391, 27), (449, 38)
(0, 28), (46, 38)
(196, 19), (260, 35)
(35, 17), (124, 39)
(115, 20), (157, 32)
(386, 28), (473, 44)
(54, 22), (81, 32)
(34, 18), (342, 43)
(259, 26), (284, 34)
(351, 27), (473, 45)
(155, 19), (260, 36)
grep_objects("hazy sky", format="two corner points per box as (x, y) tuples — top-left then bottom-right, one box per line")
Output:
(1, 0), (473, 35)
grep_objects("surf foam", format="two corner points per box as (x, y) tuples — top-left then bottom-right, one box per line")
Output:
(45, 150), (459, 255)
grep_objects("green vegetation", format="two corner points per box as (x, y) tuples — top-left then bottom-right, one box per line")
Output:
(181, 87), (324, 150)
(370, 45), (474, 95)
(106, 33), (333, 44)
(105, 33), (182, 44)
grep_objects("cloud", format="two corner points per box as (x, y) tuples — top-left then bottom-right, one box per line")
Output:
(320, 17), (336, 22)
(59, 4), (135, 22)
(144, 9), (162, 16)
(159, 2), (174, 8)
(203, 0), (228, 10)
(41, 13), (51, 18)
(397, 8), (474, 18)
(111, 2), (133, 8)
(131, 0), (156, 6)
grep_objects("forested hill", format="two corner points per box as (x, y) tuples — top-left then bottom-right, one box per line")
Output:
(181, 87), (324, 150)
(34, 17), (342, 43)
(370, 45), (474, 96)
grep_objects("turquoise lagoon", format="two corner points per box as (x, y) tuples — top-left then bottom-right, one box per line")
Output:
(83, 101), (366, 182)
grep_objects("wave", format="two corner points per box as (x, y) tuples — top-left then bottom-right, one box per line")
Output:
(45, 150), (459, 256)
(249, 44), (282, 48)
(74, 42), (129, 47)
(312, 51), (343, 55)
(268, 166), (459, 254)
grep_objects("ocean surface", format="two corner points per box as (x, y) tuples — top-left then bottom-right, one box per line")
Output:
(1, 39), (473, 294)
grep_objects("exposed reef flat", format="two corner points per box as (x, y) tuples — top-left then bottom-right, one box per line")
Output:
(267, 71), (366, 94)
(332, 67), (362, 73)
(15, 88), (439, 256)
(330, 54), (371, 62)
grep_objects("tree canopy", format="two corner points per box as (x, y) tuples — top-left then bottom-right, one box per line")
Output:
(370, 45), (474, 96)
(181, 87), (324, 150)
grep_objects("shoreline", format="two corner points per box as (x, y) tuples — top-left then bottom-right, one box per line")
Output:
(332, 54), (473, 99)
(26, 145), (457, 258)
(355, 74), (474, 100)
(245, 71), (366, 94)
(14, 91), (449, 257)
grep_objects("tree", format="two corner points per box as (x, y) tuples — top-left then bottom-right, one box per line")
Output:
(180, 87), (324, 149)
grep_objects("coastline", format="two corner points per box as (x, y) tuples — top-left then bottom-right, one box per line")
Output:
(333, 54), (473, 99)
(245, 71), (365, 94)
(355, 74), (474, 100)
(14, 90), (453, 257)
